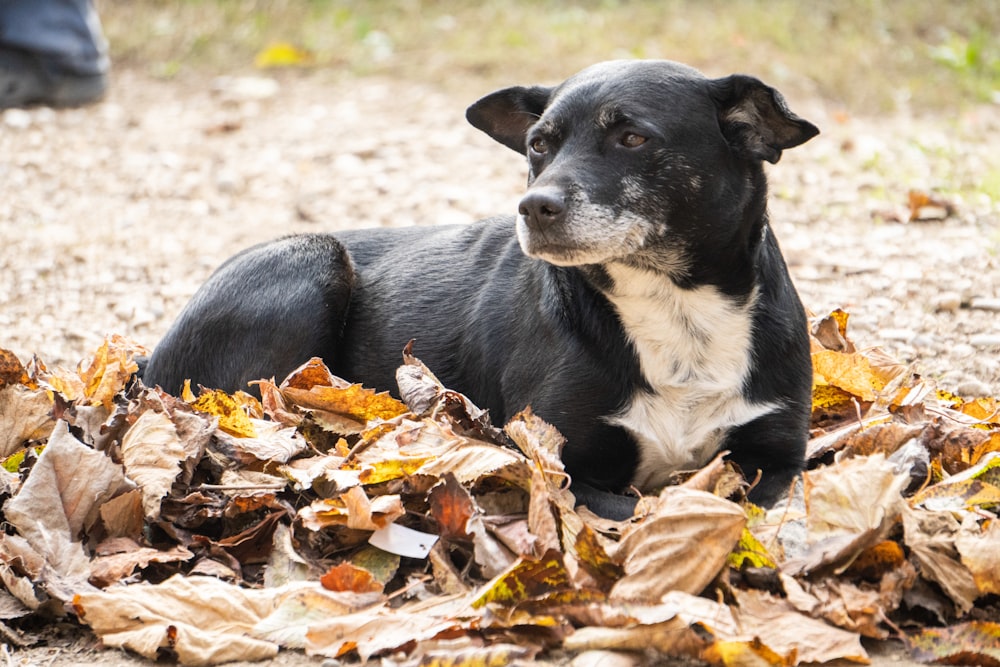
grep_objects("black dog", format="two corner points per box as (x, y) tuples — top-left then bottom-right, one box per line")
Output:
(143, 60), (818, 519)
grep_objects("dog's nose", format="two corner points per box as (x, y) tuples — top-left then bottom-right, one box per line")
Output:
(518, 188), (566, 229)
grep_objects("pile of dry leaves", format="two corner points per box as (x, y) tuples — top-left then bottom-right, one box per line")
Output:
(1, 311), (999, 666)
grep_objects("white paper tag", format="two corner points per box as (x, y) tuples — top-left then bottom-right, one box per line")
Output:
(368, 522), (439, 559)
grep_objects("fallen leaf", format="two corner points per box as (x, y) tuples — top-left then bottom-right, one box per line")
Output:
(306, 594), (472, 661)
(298, 487), (405, 532)
(89, 542), (193, 588)
(320, 562), (384, 593)
(4, 421), (131, 595)
(611, 488), (745, 600)
(0, 385), (53, 457)
(253, 42), (313, 69)
(190, 387), (257, 438)
(906, 621), (1000, 665)
(120, 410), (187, 519)
(955, 516), (1000, 597)
(784, 454), (906, 576)
(901, 505), (979, 614)
(428, 473), (474, 540)
(75, 574), (297, 664)
(472, 550), (571, 608)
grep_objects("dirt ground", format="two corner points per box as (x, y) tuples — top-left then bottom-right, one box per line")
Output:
(2, 66), (999, 665)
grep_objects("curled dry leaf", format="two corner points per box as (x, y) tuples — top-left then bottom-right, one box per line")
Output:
(298, 486), (404, 532)
(783, 454), (907, 576)
(902, 505), (980, 614)
(0, 384), (53, 458)
(78, 334), (146, 411)
(4, 421), (131, 592)
(121, 410), (188, 519)
(611, 488), (745, 600)
(75, 574), (303, 664)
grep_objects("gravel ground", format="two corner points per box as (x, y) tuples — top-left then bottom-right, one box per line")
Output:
(3, 68), (999, 397)
(1, 66), (999, 666)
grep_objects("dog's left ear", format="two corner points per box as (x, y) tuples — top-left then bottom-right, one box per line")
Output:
(709, 74), (819, 164)
(466, 85), (554, 154)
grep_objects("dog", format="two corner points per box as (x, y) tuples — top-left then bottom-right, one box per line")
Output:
(143, 60), (818, 520)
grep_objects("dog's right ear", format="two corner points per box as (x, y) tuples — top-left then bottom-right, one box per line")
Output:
(466, 85), (553, 154)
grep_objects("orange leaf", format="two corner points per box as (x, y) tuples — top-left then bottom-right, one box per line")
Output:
(0, 348), (31, 388)
(428, 473), (474, 540)
(320, 562), (383, 593)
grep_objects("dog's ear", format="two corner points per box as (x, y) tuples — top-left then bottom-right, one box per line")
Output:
(709, 74), (819, 164)
(466, 85), (553, 154)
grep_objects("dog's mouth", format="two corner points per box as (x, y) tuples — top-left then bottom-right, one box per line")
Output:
(515, 204), (657, 267)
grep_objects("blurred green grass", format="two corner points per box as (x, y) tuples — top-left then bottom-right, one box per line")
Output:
(102, 0), (1000, 112)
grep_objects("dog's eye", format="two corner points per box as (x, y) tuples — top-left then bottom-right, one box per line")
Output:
(529, 137), (549, 155)
(621, 132), (647, 148)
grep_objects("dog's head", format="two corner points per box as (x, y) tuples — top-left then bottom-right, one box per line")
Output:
(467, 60), (818, 272)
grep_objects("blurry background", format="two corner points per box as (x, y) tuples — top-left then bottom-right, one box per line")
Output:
(101, 0), (1000, 112)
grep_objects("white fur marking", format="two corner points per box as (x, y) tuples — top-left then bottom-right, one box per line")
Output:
(603, 263), (776, 490)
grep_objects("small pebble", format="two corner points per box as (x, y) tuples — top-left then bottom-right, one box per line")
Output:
(955, 379), (993, 397)
(969, 334), (1000, 348)
(3, 108), (31, 129)
(970, 297), (1000, 312)
(931, 292), (962, 312)
(878, 328), (916, 343)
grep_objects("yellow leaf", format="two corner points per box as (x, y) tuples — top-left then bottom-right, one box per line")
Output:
(728, 526), (777, 569)
(358, 455), (435, 485)
(190, 388), (257, 438)
(812, 349), (886, 402)
(703, 638), (793, 667)
(253, 42), (313, 69)
(281, 383), (408, 425)
(79, 334), (146, 410)
(471, 550), (570, 608)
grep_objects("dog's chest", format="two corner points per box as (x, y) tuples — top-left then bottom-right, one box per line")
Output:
(603, 264), (775, 490)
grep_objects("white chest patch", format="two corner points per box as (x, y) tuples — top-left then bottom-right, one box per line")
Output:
(603, 263), (777, 491)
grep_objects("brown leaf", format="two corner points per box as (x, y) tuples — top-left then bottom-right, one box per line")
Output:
(471, 549), (571, 608)
(75, 574), (288, 664)
(733, 589), (869, 664)
(279, 357), (407, 427)
(4, 421), (130, 595)
(428, 473), (474, 540)
(306, 595), (472, 661)
(0, 385), (53, 457)
(611, 488), (745, 600)
(89, 541), (193, 588)
(298, 487), (404, 532)
(901, 505), (979, 614)
(811, 309), (855, 353)
(784, 454), (906, 576)
(0, 349), (31, 388)
(120, 410), (188, 519)
(908, 189), (955, 221)
(955, 516), (1000, 597)
(320, 562), (384, 593)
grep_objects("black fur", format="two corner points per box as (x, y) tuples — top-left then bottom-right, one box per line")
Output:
(143, 60), (818, 519)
